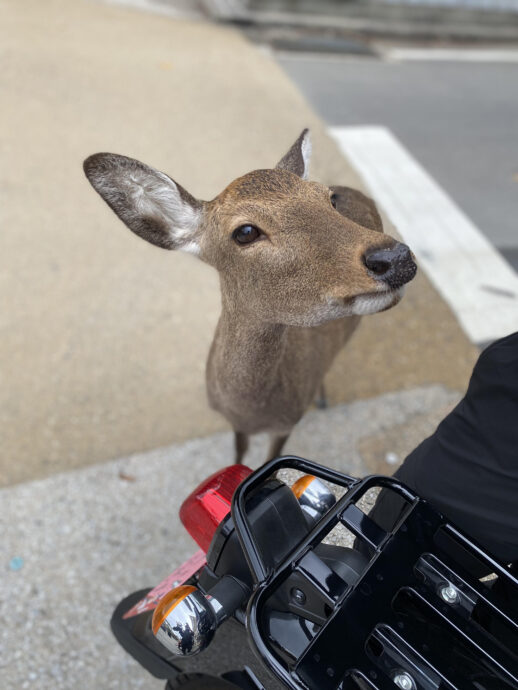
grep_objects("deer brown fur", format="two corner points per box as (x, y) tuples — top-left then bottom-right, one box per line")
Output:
(84, 130), (416, 463)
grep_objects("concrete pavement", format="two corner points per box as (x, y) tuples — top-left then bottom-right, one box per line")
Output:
(0, 385), (459, 689)
(0, 0), (477, 489)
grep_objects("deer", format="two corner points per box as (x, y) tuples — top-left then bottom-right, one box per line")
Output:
(83, 130), (416, 464)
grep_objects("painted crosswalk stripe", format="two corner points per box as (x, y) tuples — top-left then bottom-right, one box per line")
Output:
(329, 125), (518, 345)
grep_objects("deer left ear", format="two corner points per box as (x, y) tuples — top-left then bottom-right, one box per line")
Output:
(275, 129), (311, 180)
(83, 153), (204, 253)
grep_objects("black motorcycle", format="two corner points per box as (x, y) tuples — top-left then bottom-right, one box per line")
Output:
(111, 456), (518, 690)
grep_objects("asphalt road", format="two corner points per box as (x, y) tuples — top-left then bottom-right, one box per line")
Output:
(277, 53), (518, 271)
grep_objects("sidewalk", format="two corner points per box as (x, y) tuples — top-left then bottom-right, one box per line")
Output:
(0, 0), (477, 487)
(0, 385), (459, 689)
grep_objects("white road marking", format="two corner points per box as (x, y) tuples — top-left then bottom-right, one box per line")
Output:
(329, 126), (518, 345)
(385, 48), (518, 63)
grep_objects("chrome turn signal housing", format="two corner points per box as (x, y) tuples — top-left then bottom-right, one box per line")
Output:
(291, 474), (336, 519)
(152, 585), (218, 656)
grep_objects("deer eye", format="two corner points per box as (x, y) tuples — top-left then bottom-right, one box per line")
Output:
(232, 224), (261, 245)
(330, 193), (338, 209)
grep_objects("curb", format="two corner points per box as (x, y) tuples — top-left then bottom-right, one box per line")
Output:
(202, 0), (518, 43)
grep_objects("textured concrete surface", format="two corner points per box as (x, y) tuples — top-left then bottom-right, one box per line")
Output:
(0, 385), (459, 690)
(0, 0), (477, 487)
(358, 399), (458, 475)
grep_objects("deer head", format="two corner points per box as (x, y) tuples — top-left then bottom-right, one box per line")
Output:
(84, 130), (416, 327)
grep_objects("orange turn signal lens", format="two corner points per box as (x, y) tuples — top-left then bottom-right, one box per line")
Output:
(152, 585), (197, 635)
(291, 474), (317, 499)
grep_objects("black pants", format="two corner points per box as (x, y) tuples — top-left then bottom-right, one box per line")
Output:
(361, 332), (518, 608)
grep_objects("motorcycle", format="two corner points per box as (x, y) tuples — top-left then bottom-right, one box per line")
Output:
(111, 456), (518, 689)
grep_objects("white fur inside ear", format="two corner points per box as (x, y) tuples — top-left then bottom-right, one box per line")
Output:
(301, 130), (312, 180)
(126, 169), (201, 250)
(181, 240), (201, 256)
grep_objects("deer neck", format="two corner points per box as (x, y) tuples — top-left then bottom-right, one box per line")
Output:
(208, 296), (288, 397)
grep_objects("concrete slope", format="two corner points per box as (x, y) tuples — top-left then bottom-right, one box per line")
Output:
(0, 0), (477, 486)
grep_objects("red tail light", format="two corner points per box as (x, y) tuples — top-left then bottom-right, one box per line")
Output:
(179, 464), (253, 552)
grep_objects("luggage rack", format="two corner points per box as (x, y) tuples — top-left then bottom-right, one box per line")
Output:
(231, 456), (518, 690)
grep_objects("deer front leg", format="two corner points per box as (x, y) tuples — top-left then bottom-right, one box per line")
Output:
(267, 433), (289, 462)
(315, 382), (328, 410)
(234, 431), (249, 465)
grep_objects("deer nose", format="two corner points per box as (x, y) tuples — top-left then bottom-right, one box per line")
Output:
(363, 242), (417, 289)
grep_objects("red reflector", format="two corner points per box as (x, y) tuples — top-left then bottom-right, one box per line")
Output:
(179, 464), (253, 552)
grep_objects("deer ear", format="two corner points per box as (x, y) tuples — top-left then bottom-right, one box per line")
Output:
(329, 185), (384, 233)
(275, 128), (311, 180)
(83, 153), (204, 253)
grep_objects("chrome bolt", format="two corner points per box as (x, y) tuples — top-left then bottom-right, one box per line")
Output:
(440, 583), (459, 604)
(290, 587), (306, 605)
(393, 672), (416, 690)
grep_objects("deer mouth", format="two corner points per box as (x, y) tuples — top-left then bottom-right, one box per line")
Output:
(350, 286), (405, 316)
